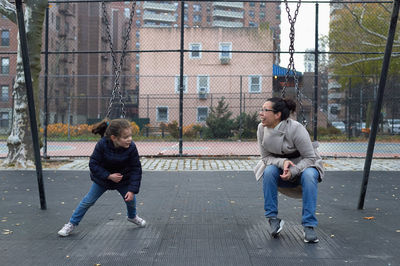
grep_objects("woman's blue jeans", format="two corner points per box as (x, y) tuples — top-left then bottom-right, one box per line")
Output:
(263, 165), (319, 227)
(69, 182), (137, 226)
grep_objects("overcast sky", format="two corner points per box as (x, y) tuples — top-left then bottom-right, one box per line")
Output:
(280, 1), (331, 72)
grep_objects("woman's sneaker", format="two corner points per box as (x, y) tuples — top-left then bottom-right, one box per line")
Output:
(303, 226), (319, 243)
(127, 215), (146, 227)
(268, 217), (284, 237)
(58, 222), (75, 237)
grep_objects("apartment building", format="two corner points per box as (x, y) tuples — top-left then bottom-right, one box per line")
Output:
(139, 1), (281, 48)
(0, 15), (17, 134)
(54, 1), (282, 124)
(46, 2), (79, 124)
(0, 1), (282, 126)
(139, 27), (274, 125)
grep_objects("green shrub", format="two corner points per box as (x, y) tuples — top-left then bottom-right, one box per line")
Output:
(204, 97), (235, 139)
(167, 120), (179, 139)
(233, 112), (259, 139)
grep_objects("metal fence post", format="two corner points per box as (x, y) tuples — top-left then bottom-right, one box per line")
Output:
(313, 3), (319, 141)
(239, 75), (243, 140)
(178, 0), (185, 156)
(43, 5), (49, 158)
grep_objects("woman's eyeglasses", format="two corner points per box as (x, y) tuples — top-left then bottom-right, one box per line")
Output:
(260, 108), (276, 113)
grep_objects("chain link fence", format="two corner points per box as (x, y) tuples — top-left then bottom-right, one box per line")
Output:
(0, 0), (399, 158)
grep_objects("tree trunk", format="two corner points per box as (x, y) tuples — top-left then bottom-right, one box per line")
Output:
(1, 0), (47, 168)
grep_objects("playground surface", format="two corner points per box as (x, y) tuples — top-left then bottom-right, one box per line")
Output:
(1, 169), (399, 265)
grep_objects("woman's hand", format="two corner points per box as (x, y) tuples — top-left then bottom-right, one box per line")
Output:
(124, 191), (134, 202)
(108, 173), (123, 183)
(280, 160), (295, 181)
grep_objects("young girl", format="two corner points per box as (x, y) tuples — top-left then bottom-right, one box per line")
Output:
(58, 118), (146, 236)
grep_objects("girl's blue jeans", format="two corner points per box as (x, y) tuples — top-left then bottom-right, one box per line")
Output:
(262, 165), (319, 227)
(69, 182), (137, 226)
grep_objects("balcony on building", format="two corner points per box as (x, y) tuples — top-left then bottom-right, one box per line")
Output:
(212, 10), (244, 19)
(212, 20), (243, 27)
(143, 11), (176, 23)
(143, 1), (177, 12)
(213, 2), (244, 9)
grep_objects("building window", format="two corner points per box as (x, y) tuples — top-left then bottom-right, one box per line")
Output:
(330, 105), (339, 115)
(249, 2), (255, 7)
(1, 85), (8, 101)
(193, 4), (201, 12)
(260, 12), (265, 19)
(197, 75), (209, 93)
(249, 21), (258, 27)
(249, 75), (262, 93)
(260, 2), (266, 8)
(1, 58), (9, 74)
(249, 10), (255, 18)
(193, 14), (202, 22)
(189, 43), (201, 59)
(156, 106), (169, 122)
(136, 9), (141, 17)
(1, 30), (9, 46)
(124, 8), (130, 18)
(197, 107), (208, 122)
(219, 43), (232, 59)
(0, 112), (8, 128)
(175, 75), (188, 93)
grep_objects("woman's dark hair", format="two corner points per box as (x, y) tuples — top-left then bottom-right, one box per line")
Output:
(267, 97), (296, 121)
(92, 118), (131, 138)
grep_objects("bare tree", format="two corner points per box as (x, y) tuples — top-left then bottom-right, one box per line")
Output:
(0, 0), (47, 167)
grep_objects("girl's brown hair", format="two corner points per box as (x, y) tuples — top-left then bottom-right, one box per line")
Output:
(92, 118), (132, 138)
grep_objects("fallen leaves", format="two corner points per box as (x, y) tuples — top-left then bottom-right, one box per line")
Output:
(363, 216), (375, 220)
(2, 229), (13, 235)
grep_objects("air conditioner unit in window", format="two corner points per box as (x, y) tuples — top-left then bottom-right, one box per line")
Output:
(220, 57), (230, 65)
(198, 87), (208, 99)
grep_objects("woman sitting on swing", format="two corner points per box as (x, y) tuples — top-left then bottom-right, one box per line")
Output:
(254, 97), (324, 243)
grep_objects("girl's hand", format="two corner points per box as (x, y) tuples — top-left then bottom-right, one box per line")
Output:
(280, 160), (295, 181)
(108, 173), (123, 183)
(124, 191), (134, 202)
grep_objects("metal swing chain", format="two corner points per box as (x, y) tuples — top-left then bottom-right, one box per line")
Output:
(282, 0), (307, 126)
(102, 1), (137, 118)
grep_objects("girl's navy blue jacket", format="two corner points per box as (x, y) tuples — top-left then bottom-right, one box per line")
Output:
(89, 137), (142, 193)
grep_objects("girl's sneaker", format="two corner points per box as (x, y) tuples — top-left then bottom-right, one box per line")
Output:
(127, 215), (146, 227)
(58, 222), (75, 236)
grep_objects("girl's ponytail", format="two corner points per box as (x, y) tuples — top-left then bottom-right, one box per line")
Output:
(91, 118), (110, 137)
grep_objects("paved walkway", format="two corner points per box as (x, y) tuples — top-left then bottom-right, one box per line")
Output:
(53, 157), (400, 171)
